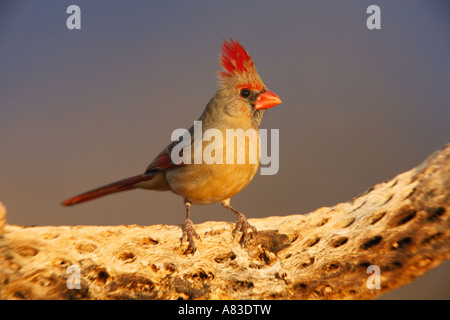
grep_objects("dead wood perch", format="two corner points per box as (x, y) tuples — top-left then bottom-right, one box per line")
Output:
(0, 144), (449, 300)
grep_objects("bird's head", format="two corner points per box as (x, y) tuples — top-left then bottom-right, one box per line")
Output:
(216, 39), (282, 127)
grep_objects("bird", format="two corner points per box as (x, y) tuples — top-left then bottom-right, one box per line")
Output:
(61, 39), (282, 253)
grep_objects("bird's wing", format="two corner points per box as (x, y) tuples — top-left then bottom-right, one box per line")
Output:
(145, 124), (196, 173)
(145, 140), (186, 173)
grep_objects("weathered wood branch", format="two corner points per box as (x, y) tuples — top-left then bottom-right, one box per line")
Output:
(1, 144), (449, 300)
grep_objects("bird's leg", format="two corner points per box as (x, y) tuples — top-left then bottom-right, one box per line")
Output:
(222, 199), (257, 247)
(181, 200), (201, 254)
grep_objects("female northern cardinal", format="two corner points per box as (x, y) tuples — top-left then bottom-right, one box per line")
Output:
(62, 39), (282, 253)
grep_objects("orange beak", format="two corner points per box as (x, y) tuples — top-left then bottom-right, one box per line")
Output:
(254, 89), (282, 110)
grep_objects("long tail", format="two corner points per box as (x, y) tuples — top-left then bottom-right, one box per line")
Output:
(61, 174), (153, 206)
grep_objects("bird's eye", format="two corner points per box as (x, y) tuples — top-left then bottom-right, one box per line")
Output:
(239, 88), (251, 98)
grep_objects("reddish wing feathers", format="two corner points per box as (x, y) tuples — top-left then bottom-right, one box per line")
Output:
(219, 39), (254, 78)
(146, 150), (177, 171)
(145, 139), (186, 173)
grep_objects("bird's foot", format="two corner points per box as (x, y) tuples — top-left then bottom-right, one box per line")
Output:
(181, 218), (201, 254)
(232, 212), (257, 247)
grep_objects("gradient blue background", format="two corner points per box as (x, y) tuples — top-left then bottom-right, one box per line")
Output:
(1, 0), (449, 299)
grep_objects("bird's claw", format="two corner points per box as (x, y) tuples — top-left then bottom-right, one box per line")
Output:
(181, 218), (201, 254)
(232, 212), (257, 247)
